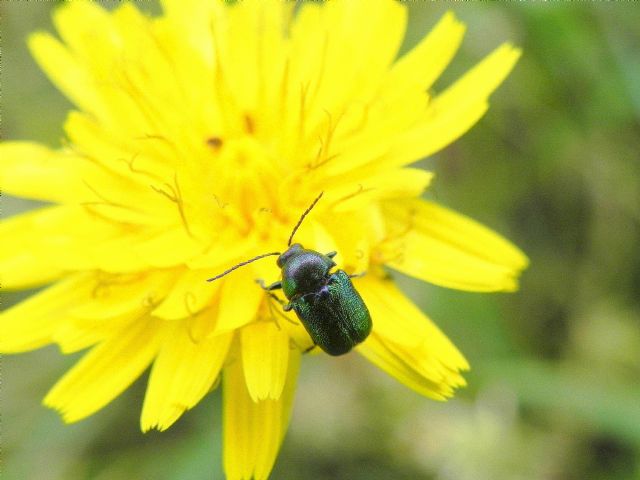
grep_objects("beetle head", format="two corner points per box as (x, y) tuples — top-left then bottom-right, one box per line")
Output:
(277, 243), (303, 268)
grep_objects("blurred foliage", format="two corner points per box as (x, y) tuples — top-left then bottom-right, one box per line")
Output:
(2, 2), (640, 479)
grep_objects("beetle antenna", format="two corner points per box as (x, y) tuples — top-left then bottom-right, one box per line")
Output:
(206, 252), (281, 282)
(288, 192), (324, 246)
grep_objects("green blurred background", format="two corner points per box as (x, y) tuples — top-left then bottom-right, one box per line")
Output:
(3, 2), (640, 479)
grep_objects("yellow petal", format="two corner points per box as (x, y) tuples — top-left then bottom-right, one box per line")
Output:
(132, 228), (206, 268)
(357, 331), (465, 401)
(384, 11), (466, 93)
(357, 276), (469, 399)
(71, 272), (173, 320)
(187, 231), (259, 270)
(358, 333), (444, 400)
(0, 206), (170, 278)
(154, 17), (223, 138)
(385, 101), (489, 168)
(213, 267), (263, 334)
(28, 32), (104, 114)
(63, 111), (182, 190)
(382, 43), (521, 168)
(65, 90), (198, 207)
(241, 321), (290, 401)
(295, 0), (405, 129)
(87, 231), (182, 273)
(365, 275), (468, 369)
(0, 251), (62, 290)
(152, 268), (219, 320)
(357, 276), (429, 348)
(213, 1), (260, 113)
(51, 1), (116, 67)
(44, 315), (165, 423)
(56, 277), (175, 350)
(0, 142), (94, 203)
(323, 0), (406, 99)
(52, 311), (142, 354)
(434, 43), (522, 115)
(1, 209), (175, 289)
(223, 344), (300, 480)
(107, 4), (215, 148)
(325, 167), (433, 212)
(0, 208), (65, 289)
(209, 0), (292, 131)
(65, 228), (201, 274)
(252, 297), (314, 355)
(316, 100), (417, 177)
(319, 205), (387, 275)
(160, 0), (218, 63)
(0, 141), (172, 227)
(50, 3), (151, 132)
(0, 273), (95, 353)
(141, 323), (232, 432)
(381, 199), (528, 292)
(310, 221), (340, 259)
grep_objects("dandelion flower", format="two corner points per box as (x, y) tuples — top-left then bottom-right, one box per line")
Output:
(0, 1), (528, 478)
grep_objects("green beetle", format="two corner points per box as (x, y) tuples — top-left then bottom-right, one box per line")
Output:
(207, 193), (372, 355)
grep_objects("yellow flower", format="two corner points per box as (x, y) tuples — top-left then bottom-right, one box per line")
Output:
(0, 1), (528, 478)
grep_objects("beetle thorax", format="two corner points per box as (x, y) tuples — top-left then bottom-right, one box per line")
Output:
(279, 245), (335, 299)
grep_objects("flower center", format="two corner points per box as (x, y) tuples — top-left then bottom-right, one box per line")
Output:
(201, 130), (315, 247)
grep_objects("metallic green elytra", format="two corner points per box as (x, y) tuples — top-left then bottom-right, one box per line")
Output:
(206, 193), (372, 356)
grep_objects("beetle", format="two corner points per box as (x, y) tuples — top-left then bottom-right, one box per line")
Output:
(206, 192), (372, 356)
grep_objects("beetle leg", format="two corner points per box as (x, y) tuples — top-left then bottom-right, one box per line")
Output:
(266, 295), (298, 327)
(256, 279), (283, 291)
(304, 344), (318, 354)
(266, 290), (286, 306)
(349, 271), (367, 279)
(264, 299), (282, 331)
(325, 251), (337, 259)
(257, 281), (294, 314)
